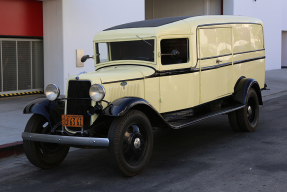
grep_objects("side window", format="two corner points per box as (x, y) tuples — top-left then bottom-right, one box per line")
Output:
(160, 38), (189, 65)
(233, 24), (264, 53)
(250, 24), (264, 50)
(199, 28), (232, 58)
(233, 24), (252, 53)
(96, 43), (109, 63)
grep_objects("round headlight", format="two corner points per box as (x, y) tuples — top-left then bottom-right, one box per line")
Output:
(89, 84), (105, 102)
(45, 84), (60, 101)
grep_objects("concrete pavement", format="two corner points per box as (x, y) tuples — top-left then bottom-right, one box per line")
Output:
(0, 94), (44, 146)
(1, 92), (287, 191)
(0, 69), (286, 159)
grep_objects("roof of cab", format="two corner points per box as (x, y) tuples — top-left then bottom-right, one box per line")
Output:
(104, 16), (193, 31)
(93, 15), (263, 42)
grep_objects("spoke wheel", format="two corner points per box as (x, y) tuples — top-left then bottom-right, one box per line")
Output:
(23, 114), (70, 169)
(108, 110), (153, 176)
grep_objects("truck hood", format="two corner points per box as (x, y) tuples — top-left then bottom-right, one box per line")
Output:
(69, 65), (155, 84)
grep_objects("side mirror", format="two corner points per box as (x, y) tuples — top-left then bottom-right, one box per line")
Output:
(81, 55), (90, 62)
(160, 49), (180, 58)
(171, 49), (180, 58)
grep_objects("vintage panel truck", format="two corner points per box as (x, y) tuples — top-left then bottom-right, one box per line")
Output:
(22, 15), (266, 176)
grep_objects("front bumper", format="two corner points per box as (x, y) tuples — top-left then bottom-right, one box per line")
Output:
(22, 132), (109, 147)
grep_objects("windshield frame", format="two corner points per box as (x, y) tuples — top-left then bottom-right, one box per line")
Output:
(93, 37), (157, 66)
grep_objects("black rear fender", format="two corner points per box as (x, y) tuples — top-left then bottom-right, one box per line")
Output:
(233, 77), (263, 105)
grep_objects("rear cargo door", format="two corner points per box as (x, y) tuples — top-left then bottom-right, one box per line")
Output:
(198, 26), (233, 104)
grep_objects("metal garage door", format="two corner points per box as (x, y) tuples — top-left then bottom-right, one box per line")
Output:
(0, 39), (44, 94)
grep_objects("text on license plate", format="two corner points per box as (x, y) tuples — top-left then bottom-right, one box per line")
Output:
(62, 115), (83, 127)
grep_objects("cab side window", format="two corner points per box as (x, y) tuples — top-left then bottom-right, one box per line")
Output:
(161, 38), (189, 65)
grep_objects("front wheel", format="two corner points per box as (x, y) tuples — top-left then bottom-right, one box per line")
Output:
(108, 110), (153, 176)
(23, 114), (70, 169)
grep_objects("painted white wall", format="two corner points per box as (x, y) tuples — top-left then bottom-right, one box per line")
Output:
(43, 0), (145, 92)
(282, 0), (287, 31)
(43, 0), (64, 91)
(282, 31), (287, 67)
(224, 0), (287, 70)
(223, 0), (233, 15)
(145, 0), (221, 20)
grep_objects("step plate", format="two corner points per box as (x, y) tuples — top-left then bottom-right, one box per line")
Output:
(167, 104), (245, 129)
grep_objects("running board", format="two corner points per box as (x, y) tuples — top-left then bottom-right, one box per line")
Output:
(167, 104), (245, 129)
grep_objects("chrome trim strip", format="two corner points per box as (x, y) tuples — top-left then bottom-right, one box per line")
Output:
(22, 132), (109, 147)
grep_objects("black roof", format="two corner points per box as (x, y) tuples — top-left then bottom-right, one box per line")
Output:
(104, 16), (194, 31)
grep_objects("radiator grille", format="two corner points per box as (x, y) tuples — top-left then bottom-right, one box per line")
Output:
(67, 80), (91, 130)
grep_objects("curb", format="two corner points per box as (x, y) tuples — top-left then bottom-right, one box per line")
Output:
(0, 141), (24, 160)
(0, 91), (44, 98)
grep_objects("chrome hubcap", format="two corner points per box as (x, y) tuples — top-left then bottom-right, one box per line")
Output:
(247, 106), (252, 116)
(134, 138), (141, 149)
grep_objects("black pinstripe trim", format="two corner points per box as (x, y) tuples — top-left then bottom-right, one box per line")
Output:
(233, 49), (265, 55)
(102, 78), (144, 84)
(102, 68), (200, 84)
(199, 53), (232, 60)
(234, 56), (265, 65)
(199, 49), (265, 61)
(201, 62), (232, 71)
(198, 22), (262, 27)
(155, 68), (200, 77)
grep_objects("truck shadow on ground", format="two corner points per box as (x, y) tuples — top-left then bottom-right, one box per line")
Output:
(3, 112), (273, 191)
(40, 115), (240, 178)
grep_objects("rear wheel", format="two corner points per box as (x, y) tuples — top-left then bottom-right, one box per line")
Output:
(237, 88), (259, 132)
(108, 110), (153, 176)
(23, 114), (70, 169)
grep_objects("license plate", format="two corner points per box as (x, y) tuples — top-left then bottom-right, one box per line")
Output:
(62, 115), (83, 127)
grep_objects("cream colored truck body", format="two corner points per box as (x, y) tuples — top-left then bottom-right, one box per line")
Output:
(69, 15), (265, 125)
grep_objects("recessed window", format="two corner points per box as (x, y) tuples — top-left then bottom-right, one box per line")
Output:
(160, 38), (189, 65)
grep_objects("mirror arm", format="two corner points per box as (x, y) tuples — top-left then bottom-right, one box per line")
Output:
(81, 55), (97, 62)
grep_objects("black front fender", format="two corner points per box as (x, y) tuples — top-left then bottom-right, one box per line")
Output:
(102, 97), (154, 116)
(101, 97), (169, 128)
(23, 97), (65, 127)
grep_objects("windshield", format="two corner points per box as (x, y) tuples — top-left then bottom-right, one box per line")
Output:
(96, 39), (154, 63)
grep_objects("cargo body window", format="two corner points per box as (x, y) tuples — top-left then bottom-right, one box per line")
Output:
(233, 24), (264, 53)
(198, 28), (232, 59)
(160, 38), (189, 65)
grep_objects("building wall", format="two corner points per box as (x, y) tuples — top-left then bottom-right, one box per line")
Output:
(43, 0), (64, 91)
(145, 0), (222, 20)
(43, 0), (145, 92)
(224, 0), (287, 70)
(0, 0), (43, 37)
(0, 0), (44, 94)
(282, 31), (287, 67)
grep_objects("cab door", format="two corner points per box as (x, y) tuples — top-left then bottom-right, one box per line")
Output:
(158, 36), (200, 113)
(198, 27), (233, 104)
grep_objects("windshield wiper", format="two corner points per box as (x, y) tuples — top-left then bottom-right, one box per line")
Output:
(136, 35), (153, 47)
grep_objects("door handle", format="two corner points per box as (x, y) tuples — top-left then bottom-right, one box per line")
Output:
(216, 59), (222, 64)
